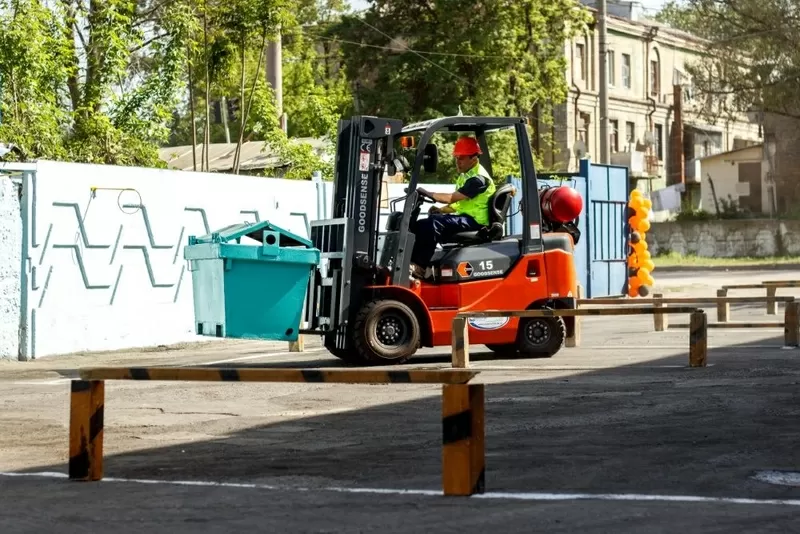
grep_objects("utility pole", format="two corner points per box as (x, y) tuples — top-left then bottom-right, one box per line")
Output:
(267, 30), (287, 133)
(598, 0), (610, 164)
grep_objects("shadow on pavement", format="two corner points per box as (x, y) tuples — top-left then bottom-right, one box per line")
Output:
(28, 332), (800, 501)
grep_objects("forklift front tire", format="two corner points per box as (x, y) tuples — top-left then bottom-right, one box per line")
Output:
(354, 299), (421, 365)
(516, 316), (566, 359)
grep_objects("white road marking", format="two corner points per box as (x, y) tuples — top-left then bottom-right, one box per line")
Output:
(565, 346), (784, 350)
(471, 365), (715, 371)
(197, 348), (328, 366)
(3, 471), (800, 506)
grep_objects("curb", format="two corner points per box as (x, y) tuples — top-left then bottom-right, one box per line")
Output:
(655, 263), (800, 273)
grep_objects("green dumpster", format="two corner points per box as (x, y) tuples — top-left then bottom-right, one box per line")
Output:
(184, 220), (320, 342)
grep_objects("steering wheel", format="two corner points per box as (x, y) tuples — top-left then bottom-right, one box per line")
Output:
(403, 187), (436, 205)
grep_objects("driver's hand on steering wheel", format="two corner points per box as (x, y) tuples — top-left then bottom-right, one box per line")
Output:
(417, 187), (431, 198)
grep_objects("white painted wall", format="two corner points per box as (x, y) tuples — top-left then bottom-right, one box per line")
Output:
(0, 176), (22, 359)
(4, 160), (454, 360)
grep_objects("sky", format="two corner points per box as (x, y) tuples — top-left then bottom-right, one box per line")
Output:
(347, 0), (671, 17)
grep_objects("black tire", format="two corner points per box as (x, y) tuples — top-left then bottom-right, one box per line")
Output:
(485, 343), (519, 357)
(516, 315), (566, 358)
(353, 299), (421, 365)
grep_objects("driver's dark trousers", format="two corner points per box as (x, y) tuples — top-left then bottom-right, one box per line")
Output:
(410, 213), (483, 268)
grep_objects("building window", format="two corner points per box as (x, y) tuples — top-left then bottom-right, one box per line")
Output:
(625, 121), (635, 144)
(609, 119), (619, 153)
(607, 50), (616, 86)
(650, 50), (661, 97)
(655, 124), (664, 161)
(576, 43), (586, 81)
(621, 54), (631, 89)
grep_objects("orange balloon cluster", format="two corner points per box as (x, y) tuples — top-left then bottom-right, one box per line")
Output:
(627, 190), (656, 297)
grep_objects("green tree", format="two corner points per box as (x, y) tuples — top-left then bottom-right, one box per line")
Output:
(330, 0), (592, 181)
(165, 0), (345, 178)
(0, 0), (200, 166)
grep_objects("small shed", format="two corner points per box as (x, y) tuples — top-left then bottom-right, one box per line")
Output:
(698, 144), (767, 215)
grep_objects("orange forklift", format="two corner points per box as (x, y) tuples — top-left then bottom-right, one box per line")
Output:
(301, 115), (583, 365)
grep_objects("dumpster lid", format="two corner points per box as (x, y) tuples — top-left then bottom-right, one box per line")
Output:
(194, 220), (313, 248)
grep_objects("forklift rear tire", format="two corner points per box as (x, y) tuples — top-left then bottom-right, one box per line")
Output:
(353, 299), (421, 365)
(516, 316), (566, 359)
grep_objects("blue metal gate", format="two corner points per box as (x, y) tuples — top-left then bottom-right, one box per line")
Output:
(506, 159), (629, 298)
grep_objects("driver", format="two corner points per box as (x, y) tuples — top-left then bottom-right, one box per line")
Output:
(409, 136), (496, 278)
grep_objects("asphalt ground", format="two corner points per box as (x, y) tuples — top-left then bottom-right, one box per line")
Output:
(2, 268), (800, 533)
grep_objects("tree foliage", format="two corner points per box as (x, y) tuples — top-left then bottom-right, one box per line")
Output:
(0, 0), (202, 165)
(0, 0), (597, 181)
(655, 0), (800, 119)
(329, 0), (591, 181)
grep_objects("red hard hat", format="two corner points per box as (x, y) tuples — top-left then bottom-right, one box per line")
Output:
(453, 136), (482, 157)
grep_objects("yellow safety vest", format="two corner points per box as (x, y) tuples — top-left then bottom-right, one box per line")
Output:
(451, 163), (495, 226)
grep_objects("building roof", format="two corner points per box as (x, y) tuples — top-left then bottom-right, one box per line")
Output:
(580, 0), (709, 48)
(697, 144), (763, 162)
(158, 137), (333, 172)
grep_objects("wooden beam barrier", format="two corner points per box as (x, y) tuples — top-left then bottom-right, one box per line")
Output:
(669, 300), (800, 349)
(70, 367), (484, 497)
(453, 307), (706, 368)
(577, 295), (795, 324)
(458, 307), (701, 319)
(719, 281), (800, 315)
(79, 367), (478, 384)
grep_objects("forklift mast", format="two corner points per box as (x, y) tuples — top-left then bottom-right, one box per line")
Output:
(304, 116), (404, 346)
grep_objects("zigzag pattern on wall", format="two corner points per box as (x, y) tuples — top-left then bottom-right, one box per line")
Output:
(33, 204), (228, 307)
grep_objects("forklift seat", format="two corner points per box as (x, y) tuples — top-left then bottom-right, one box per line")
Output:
(444, 182), (516, 245)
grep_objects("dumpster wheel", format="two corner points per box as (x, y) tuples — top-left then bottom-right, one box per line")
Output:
(353, 299), (421, 365)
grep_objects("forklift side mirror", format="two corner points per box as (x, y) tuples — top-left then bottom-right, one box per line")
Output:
(423, 144), (438, 173)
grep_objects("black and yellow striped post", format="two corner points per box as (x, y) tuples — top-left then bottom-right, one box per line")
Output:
(451, 317), (470, 369)
(784, 301), (800, 347)
(689, 310), (708, 367)
(716, 289), (729, 323)
(69, 380), (105, 481)
(442, 384), (485, 496)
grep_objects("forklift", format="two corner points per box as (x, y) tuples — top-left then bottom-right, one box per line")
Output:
(301, 115), (582, 365)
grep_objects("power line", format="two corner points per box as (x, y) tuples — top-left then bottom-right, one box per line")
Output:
(302, 30), (509, 59)
(352, 17), (475, 87)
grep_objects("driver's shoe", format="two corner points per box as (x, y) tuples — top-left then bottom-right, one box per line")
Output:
(409, 263), (426, 279)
